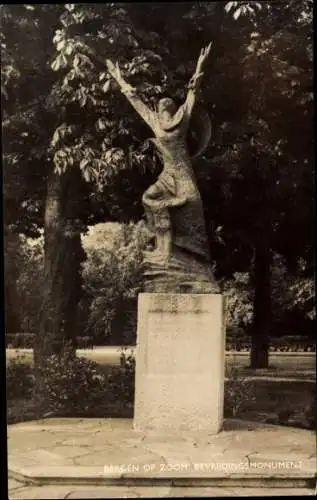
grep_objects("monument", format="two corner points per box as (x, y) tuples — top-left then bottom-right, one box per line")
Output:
(107, 43), (225, 432)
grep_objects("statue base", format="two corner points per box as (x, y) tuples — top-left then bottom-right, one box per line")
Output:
(133, 293), (226, 433)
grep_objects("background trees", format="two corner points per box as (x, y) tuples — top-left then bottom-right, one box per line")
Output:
(2, 2), (314, 367)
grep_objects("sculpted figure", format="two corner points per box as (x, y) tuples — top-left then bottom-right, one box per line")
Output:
(106, 44), (219, 293)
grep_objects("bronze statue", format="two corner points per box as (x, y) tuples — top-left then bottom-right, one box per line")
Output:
(106, 43), (219, 293)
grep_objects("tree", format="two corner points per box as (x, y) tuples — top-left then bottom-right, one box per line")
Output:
(1, 5), (90, 358)
(82, 221), (148, 345)
(2, 2), (313, 367)
(212, 0), (314, 367)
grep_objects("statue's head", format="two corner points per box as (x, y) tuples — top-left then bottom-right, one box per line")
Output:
(158, 97), (177, 118)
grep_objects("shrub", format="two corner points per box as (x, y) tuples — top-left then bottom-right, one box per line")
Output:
(76, 336), (94, 349)
(222, 273), (253, 332)
(36, 345), (107, 416)
(224, 365), (256, 417)
(6, 356), (35, 400)
(225, 335), (316, 352)
(6, 333), (35, 348)
(107, 348), (135, 407)
(81, 222), (147, 345)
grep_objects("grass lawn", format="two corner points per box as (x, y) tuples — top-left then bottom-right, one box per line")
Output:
(6, 348), (316, 377)
(236, 379), (315, 427)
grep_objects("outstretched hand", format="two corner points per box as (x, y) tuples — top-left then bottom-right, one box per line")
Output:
(106, 59), (137, 95)
(196, 42), (213, 73)
(106, 59), (123, 84)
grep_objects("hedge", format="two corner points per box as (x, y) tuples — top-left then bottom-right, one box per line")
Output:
(5, 333), (316, 352)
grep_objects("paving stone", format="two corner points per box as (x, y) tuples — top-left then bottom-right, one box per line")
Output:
(8, 432), (65, 453)
(49, 445), (99, 460)
(66, 485), (172, 498)
(8, 478), (25, 491)
(8, 417), (316, 489)
(12, 418), (109, 430)
(66, 487), (138, 498)
(75, 444), (159, 467)
(9, 485), (74, 499)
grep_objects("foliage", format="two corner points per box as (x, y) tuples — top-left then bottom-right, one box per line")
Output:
(284, 277), (315, 322)
(2, 2), (313, 364)
(75, 335), (94, 349)
(4, 229), (44, 334)
(224, 364), (256, 417)
(17, 236), (44, 333)
(6, 356), (35, 401)
(222, 256), (315, 338)
(270, 254), (316, 335)
(1, 4), (62, 237)
(107, 348), (135, 407)
(36, 344), (107, 416)
(1, 5), (90, 356)
(82, 221), (148, 343)
(4, 228), (23, 332)
(6, 333), (36, 349)
(222, 272), (253, 332)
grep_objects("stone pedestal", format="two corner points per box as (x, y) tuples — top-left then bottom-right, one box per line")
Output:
(133, 293), (226, 433)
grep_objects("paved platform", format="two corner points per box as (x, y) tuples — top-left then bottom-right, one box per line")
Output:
(7, 418), (316, 497)
(8, 481), (317, 498)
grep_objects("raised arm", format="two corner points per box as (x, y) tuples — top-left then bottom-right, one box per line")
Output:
(106, 60), (156, 132)
(183, 42), (212, 119)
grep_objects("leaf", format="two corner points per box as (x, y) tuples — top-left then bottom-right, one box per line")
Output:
(82, 168), (92, 182)
(51, 128), (60, 147)
(65, 3), (75, 11)
(225, 3), (231, 13)
(79, 94), (87, 107)
(73, 54), (80, 68)
(233, 7), (241, 20)
(88, 95), (97, 105)
(65, 44), (73, 56)
(79, 53), (94, 69)
(67, 69), (76, 81)
(53, 30), (63, 43)
(54, 165), (62, 175)
(80, 159), (89, 170)
(62, 76), (69, 89)
(246, 5), (254, 14)
(56, 40), (65, 51)
(60, 53), (68, 67)
(102, 80), (111, 93)
(51, 58), (60, 72)
(97, 118), (106, 131)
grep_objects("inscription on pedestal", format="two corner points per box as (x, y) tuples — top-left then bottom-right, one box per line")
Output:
(146, 312), (211, 374)
(134, 293), (225, 432)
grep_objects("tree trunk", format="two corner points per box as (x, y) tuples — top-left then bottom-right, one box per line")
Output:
(250, 242), (272, 368)
(34, 168), (86, 365)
